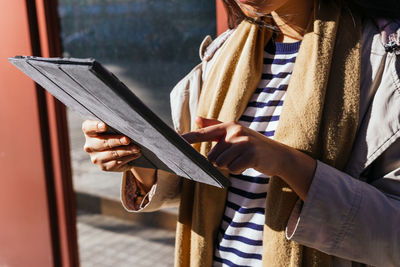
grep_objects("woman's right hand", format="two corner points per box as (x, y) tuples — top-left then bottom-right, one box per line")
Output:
(82, 120), (141, 172)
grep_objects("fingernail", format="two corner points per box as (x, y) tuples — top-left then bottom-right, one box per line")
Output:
(97, 122), (106, 131)
(195, 117), (203, 127)
(131, 146), (140, 153)
(120, 137), (130, 145)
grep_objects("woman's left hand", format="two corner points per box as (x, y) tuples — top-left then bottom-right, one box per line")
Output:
(182, 117), (317, 200)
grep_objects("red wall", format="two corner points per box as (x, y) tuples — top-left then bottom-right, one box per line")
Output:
(0, 1), (55, 266)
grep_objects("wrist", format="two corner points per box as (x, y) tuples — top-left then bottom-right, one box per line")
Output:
(273, 145), (316, 201)
(130, 167), (156, 193)
(259, 142), (296, 178)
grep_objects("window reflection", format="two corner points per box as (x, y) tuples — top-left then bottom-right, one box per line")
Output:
(58, 0), (216, 123)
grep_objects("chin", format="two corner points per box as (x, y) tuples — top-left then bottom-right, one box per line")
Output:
(241, 9), (261, 18)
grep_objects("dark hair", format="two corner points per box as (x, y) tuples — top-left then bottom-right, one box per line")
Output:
(222, 0), (400, 29)
(222, 0), (247, 29)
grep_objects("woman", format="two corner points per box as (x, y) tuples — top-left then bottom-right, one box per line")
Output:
(82, 0), (400, 266)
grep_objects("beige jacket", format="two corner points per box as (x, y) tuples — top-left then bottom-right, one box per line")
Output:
(121, 18), (400, 266)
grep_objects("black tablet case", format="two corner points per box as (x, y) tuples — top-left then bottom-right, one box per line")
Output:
(9, 56), (230, 188)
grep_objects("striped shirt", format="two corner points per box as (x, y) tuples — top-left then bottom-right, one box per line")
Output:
(213, 40), (301, 267)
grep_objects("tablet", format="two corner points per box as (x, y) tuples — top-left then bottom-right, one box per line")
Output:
(9, 56), (230, 188)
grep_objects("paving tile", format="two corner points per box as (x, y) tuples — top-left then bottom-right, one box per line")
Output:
(77, 211), (175, 267)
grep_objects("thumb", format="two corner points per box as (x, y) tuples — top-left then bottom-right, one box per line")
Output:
(195, 116), (222, 128)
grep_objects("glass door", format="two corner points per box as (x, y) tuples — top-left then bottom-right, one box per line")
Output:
(57, 0), (216, 266)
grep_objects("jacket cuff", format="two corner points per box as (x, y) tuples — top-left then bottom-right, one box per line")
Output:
(121, 169), (181, 213)
(285, 160), (362, 254)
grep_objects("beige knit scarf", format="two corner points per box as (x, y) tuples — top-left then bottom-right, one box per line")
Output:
(175, 1), (362, 266)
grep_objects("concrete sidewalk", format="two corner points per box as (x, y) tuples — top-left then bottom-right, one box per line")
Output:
(77, 211), (175, 267)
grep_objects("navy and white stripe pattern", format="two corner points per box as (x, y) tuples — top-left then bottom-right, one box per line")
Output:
(213, 40), (300, 267)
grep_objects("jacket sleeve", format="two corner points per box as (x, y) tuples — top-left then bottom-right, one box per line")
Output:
(121, 169), (181, 212)
(286, 139), (400, 266)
